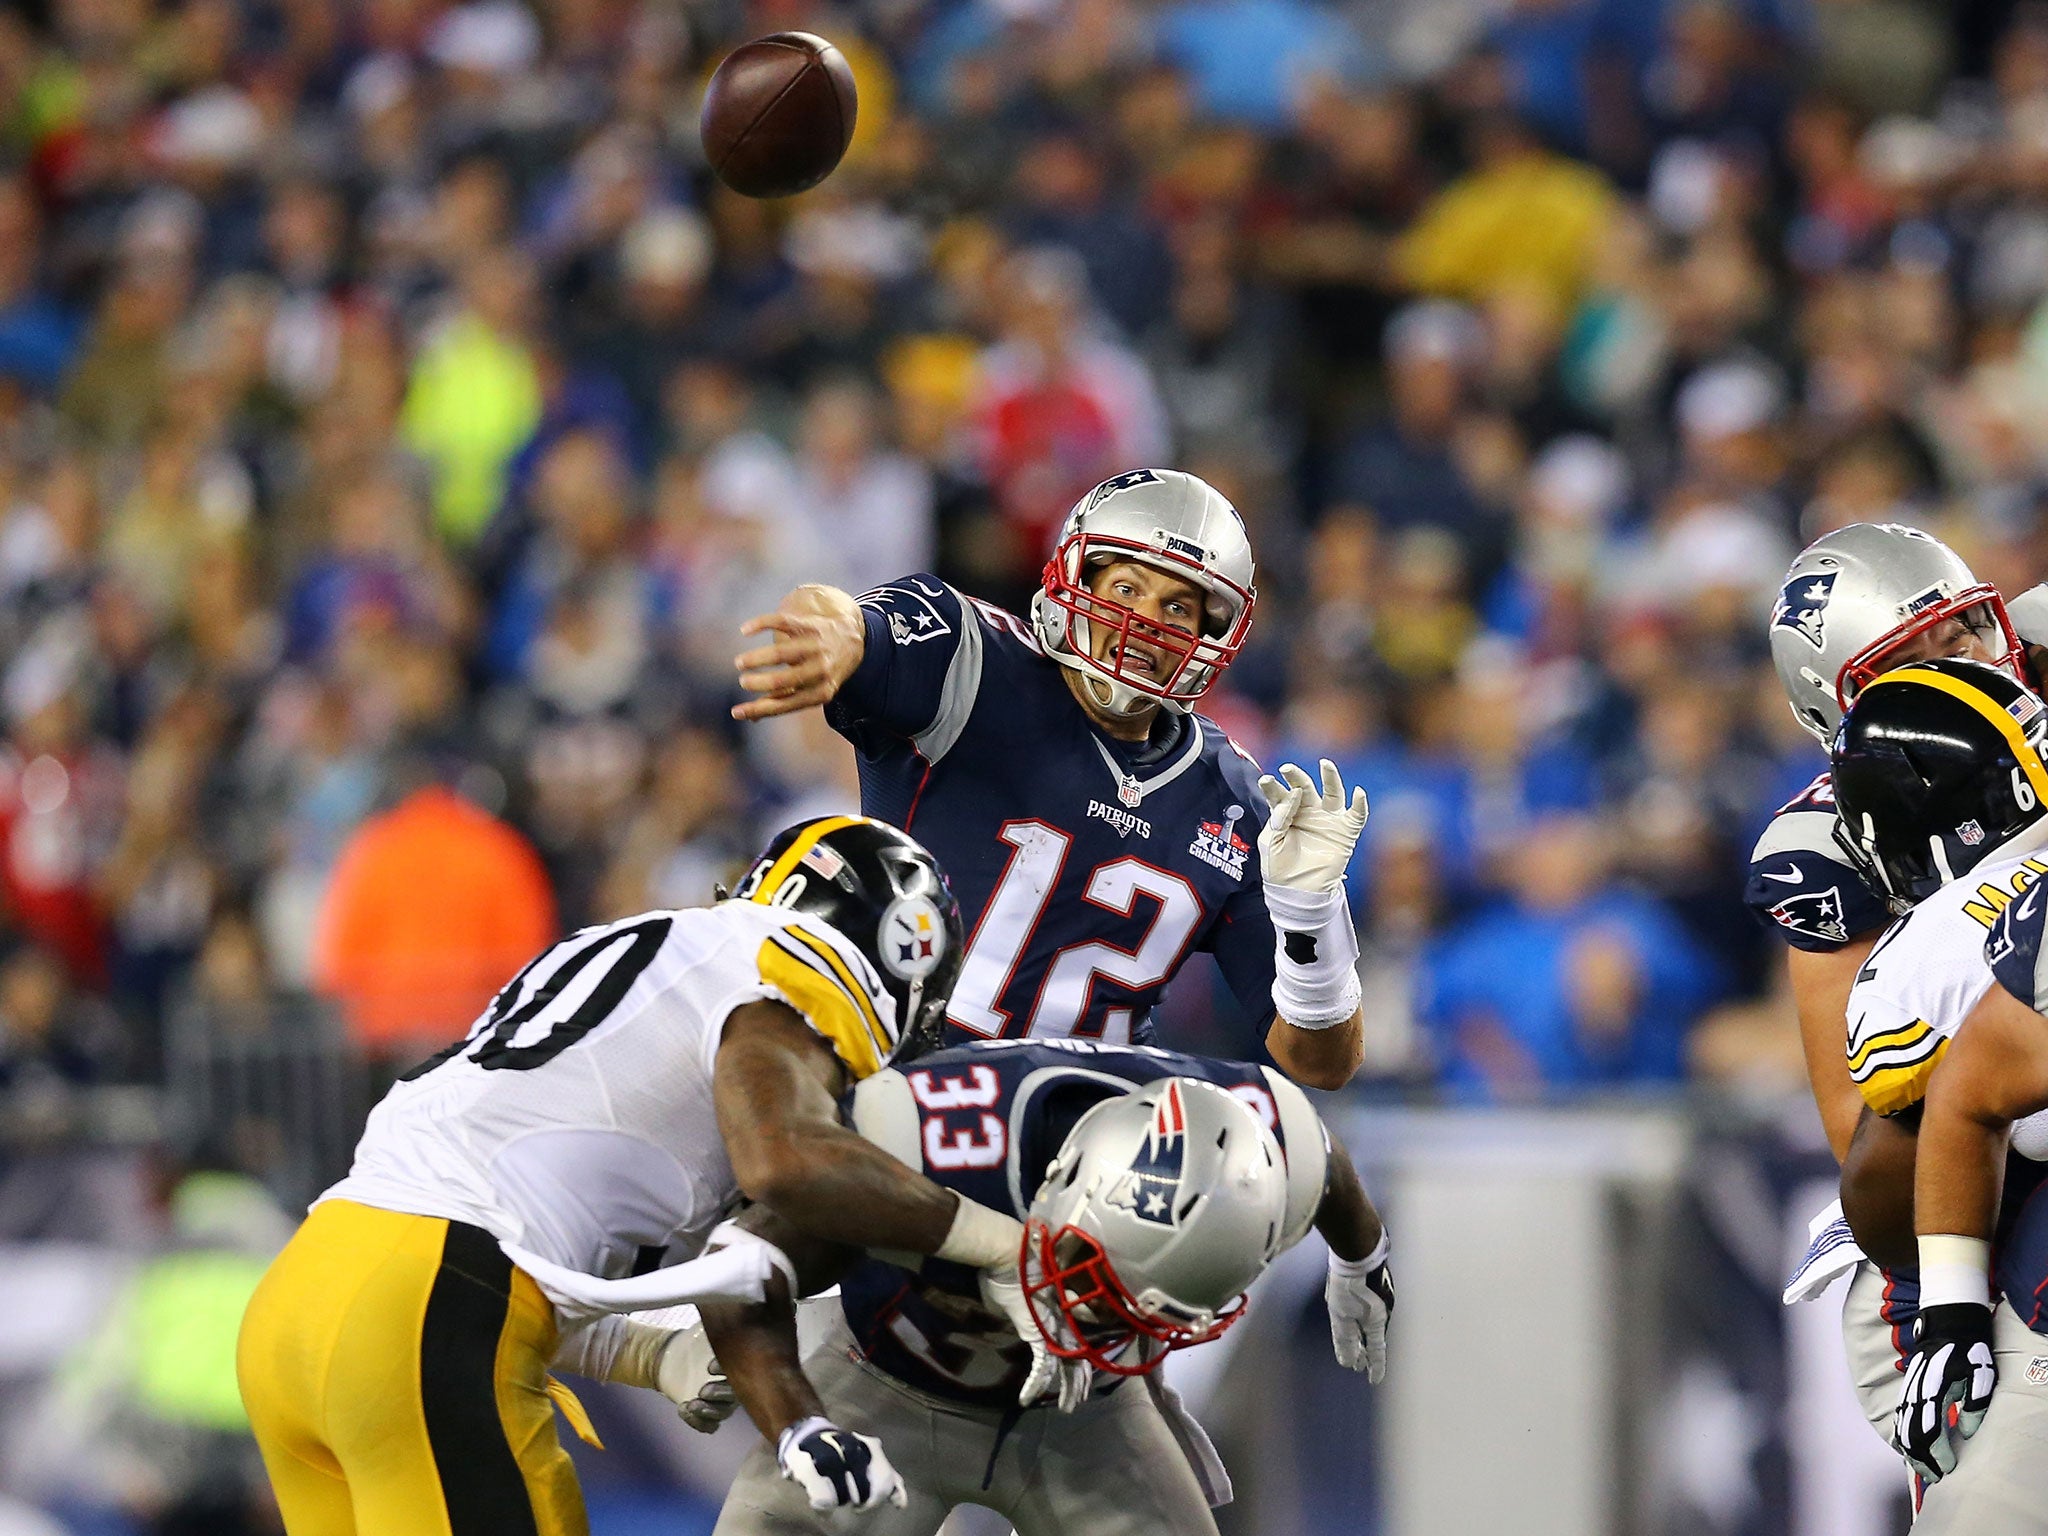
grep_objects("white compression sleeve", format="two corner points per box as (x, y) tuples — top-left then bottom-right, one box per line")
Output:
(1264, 883), (1362, 1028)
(934, 1197), (1025, 1268)
(553, 1314), (675, 1389)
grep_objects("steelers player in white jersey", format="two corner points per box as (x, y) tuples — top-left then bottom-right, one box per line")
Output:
(1824, 661), (2048, 1529)
(236, 817), (1038, 1536)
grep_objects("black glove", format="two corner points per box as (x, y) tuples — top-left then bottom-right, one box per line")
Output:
(1896, 1302), (1997, 1482)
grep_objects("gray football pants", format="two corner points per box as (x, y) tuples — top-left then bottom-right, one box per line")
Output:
(1842, 1260), (1908, 1450)
(1913, 1299), (2048, 1535)
(713, 1317), (1219, 1536)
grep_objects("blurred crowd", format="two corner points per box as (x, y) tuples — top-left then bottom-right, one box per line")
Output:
(0, 0), (2040, 1124)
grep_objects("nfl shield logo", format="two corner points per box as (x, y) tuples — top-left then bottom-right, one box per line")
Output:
(2027, 1357), (2048, 1387)
(1960, 821), (1986, 846)
(1118, 775), (1143, 808)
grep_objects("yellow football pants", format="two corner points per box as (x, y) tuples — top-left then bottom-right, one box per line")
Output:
(237, 1199), (589, 1536)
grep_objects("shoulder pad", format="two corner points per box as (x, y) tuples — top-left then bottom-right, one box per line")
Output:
(1199, 720), (1267, 804)
(1743, 841), (1890, 950)
(1259, 1066), (1328, 1251)
(853, 576), (967, 649)
(754, 915), (897, 1081)
(1989, 881), (2048, 1015)
(849, 1068), (923, 1169)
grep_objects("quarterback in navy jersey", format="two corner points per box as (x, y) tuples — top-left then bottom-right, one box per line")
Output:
(733, 469), (1370, 1089)
(697, 1039), (1392, 1535)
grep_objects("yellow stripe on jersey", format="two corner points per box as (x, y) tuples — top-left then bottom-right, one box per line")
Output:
(781, 924), (894, 1059)
(750, 816), (872, 905)
(756, 937), (886, 1080)
(1847, 1017), (1936, 1076)
(1856, 1035), (1950, 1116)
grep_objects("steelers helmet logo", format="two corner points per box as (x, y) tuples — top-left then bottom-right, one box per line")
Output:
(879, 894), (947, 981)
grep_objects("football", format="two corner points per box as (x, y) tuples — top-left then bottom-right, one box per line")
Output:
(700, 32), (858, 199)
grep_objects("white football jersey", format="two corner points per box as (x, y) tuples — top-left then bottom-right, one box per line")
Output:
(1846, 848), (2048, 1159)
(321, 901), (899, 1279)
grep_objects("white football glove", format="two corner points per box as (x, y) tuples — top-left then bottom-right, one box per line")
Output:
(776, 1416), (908, 1512)
(1257, 760), (1368, 894)
(1326, 1247), (1395, 1383)
(656, 1318), (738, 1433)
(979, 1267), (1092, 1412)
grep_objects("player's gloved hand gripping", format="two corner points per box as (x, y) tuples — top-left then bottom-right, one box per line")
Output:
(1897, 1300), (1997, 1481)
(981, 1266), (1094, 1412)
(1257, 760), (1369, 1029)
(1326, 1233), (1395, 1383)
(776, 1415), (909, 1513)
(657, 1316), (738, 1433)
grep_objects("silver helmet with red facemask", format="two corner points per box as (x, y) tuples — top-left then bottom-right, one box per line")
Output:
(1030, 469), (1257, 718)
(1771, 523), (2023, 743)
(1020, 1077), (1288, 1378)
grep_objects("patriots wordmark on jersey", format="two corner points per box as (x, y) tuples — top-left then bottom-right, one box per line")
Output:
(1845, 852), (2048, 1325)
(832, 1039), (1327, 1411)
(1744, 771), (1894, 951)
(825, 576), (1280, 1051)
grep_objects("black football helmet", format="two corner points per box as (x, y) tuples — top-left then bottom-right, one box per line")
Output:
(1830, 658), (2048, 913)
(727, 816), (964, 1063)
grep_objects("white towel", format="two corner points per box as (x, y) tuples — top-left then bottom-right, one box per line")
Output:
(1784, 1198), (1867, 1305)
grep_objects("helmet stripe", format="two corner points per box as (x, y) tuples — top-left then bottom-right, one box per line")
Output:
(1867, 666), (2048, 805)
(779, 923), (895, 1056)
(750, 815), (877, 905)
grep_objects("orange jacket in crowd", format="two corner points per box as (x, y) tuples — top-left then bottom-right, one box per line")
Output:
(313, 786), (556, 1052)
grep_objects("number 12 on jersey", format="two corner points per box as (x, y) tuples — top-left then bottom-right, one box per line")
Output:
(946, 821), (1205, 1042)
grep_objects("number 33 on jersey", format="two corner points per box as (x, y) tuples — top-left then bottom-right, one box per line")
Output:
(825, 576), (1283, 1051)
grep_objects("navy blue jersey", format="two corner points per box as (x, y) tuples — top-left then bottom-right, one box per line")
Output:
(835, 1039), (1327, 1411)
(826, 576), (1279, 1052)
(1744, 771), (1893, 952)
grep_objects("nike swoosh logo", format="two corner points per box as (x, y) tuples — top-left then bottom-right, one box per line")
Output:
(1759, 865), (1805, 885)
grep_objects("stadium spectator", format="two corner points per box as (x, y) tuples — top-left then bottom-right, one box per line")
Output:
(311, 780), (555, 1058)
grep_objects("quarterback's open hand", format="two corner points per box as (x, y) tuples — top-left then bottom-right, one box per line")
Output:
(776, 1416), (908, 1512)
(1897, 1302), (1997, 1481)
(733, 585), (865, 721)
(1257, 760), (1368, 894)
(1327, 1249), (1394, 1383)
(980, 1268), (1092, 1412)
(656, 1318), (737, 1433)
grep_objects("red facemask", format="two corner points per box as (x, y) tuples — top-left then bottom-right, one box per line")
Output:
(1018, 1216), (1246, 1377)
(1836, 587), (2025, 716)
(1038, 534), (1254, 705)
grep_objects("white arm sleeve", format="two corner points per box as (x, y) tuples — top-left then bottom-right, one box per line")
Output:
(1261, 1067), (1330, 1250)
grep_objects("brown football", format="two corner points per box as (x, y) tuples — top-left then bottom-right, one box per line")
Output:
(701, 32), (858, 199)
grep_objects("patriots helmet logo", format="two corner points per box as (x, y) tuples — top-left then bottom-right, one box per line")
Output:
(878, 894), (946, 982)
(1772, 569), (1837, 651)
(1106, 1080), (1190, 1227)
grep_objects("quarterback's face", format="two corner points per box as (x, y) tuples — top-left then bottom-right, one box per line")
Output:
(1874, 607), (2001, 671)
(1085, 560), (1204, 683)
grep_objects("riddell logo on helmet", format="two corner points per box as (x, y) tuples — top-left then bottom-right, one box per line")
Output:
(1106, 1081), (1189, 1227)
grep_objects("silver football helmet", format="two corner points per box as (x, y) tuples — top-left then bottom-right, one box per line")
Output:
(1770, 523), (2022, 742)
(1019, 1077), (1288, 1377)
(1030, 469), (1257, 718)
